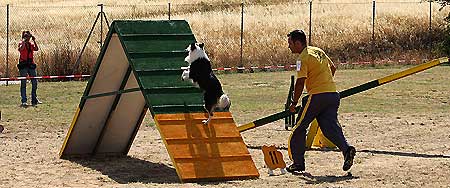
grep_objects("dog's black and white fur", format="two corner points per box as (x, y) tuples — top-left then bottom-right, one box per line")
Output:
(182, 43), (231, 125)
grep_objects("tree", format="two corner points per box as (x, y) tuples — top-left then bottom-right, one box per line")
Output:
(437, 1), (450, 55)
(437, 0), (450, 7)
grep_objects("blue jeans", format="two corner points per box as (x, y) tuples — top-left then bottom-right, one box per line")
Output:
(19, 67), (38, 104)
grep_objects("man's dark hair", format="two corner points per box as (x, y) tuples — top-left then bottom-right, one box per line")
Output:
(287, 30), (307, 45)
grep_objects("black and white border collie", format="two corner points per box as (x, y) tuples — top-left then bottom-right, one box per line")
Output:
(182, 43), (231, 125)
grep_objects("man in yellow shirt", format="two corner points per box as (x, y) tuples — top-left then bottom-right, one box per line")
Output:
(286, 30), (356, 173)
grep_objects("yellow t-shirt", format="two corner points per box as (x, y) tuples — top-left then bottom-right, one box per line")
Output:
(296, 46), (337, 94)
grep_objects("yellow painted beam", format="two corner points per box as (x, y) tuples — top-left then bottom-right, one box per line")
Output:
(59, 107), (81, 157)
(237, 122), (256, 132)
(378, 57), (448, 84)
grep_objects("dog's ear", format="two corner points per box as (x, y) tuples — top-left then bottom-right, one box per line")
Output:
(199, 43), (204, 49)
(190, 42), (196, 51)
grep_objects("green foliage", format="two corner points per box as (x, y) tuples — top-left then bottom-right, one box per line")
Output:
(437, 0), (450, 7)
(437, 1), (450, 55)
(441, 15), (450, 55)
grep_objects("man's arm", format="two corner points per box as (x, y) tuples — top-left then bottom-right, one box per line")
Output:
(289, 77), (306, 112)
(329, 60), (336, 76)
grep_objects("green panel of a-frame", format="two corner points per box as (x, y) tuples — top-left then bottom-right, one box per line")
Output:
(114, 20), (205, 115)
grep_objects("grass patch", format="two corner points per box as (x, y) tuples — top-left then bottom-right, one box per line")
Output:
(1, 66), (449, 130)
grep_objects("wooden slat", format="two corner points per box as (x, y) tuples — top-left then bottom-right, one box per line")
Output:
(174, 155), (253, 161)
(131, 57), (185, 70)
(176, 158), (260, 182)
(167, 141), (250, 159)
(114, 20), (194, 35)
(159, 122), (240, 140)
(123, 39), (194, 52)
(155, 112), (235, 121)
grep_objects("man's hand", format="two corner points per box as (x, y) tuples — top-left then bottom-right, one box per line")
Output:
(31, 35), (35, 41)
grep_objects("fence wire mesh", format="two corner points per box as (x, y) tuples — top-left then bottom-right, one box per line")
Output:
(243, 2), (310, 67)
(0, 5), (101, 77)
(0, 1), (448, 78)
(171, 2), (242, 68)
(106, 4), (168, 20)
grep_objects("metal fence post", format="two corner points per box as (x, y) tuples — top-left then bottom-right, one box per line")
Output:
(168, 2), (171, 20)
(429, 0), (432, 52)
(99, 4), (104, 50)
(6, 4), (9, 86)
(309, 0), (312, 45)
(372, 0), (376, 62)
(240, 2), (244, 69)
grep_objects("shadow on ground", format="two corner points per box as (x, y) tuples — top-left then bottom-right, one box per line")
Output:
(69, 156), (179, 184)
(358, 149), (450, 159)
(247, 145), (450, 159)
(296, 172), (359, 184)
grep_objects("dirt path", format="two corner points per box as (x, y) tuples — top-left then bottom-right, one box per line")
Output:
(1, 112), (450, 187)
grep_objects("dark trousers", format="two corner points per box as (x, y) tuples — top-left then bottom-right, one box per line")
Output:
(288, 92), (350, 165)
(19, 67), (38, 103)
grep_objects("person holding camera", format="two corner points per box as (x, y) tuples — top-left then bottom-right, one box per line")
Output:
(17, 30), (41, 106)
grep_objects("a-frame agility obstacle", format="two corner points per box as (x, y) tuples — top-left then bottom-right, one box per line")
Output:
(59, 20), (259, 182)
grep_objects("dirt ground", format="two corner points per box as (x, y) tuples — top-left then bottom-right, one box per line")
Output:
(1, 111), (450, 188)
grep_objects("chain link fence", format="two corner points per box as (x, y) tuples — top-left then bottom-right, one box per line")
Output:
(0, 1), (448, 79)
(172, 2), (243, 68)
(0, 5), (101, 78)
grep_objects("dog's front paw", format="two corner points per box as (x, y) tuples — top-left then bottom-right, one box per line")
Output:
(181, 69), (190, 81)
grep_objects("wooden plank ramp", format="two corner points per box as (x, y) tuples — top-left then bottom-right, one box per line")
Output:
(154, 112), (259, 182)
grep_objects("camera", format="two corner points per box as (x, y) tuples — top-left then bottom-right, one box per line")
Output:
(23, 33), (35, 41)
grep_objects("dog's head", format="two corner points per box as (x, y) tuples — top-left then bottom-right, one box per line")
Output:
(184, 42), (209, 64)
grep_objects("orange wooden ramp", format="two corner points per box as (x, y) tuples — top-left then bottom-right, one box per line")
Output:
(154, 112), (259, 182)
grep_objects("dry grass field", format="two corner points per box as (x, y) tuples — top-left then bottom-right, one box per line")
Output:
(0, 0), (448, 77)
(1, 65), (450, 187)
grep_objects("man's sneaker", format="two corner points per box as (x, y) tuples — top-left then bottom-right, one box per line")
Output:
(21, 102), (27, 107)
(286, 163), (305, 173)
(343, 146), (356, 171)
